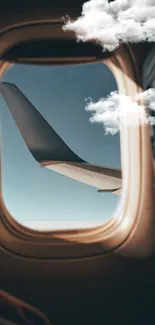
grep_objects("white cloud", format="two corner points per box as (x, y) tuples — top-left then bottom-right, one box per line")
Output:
(63, 0), (155, 51)
(85, 89), (155, 135)
(62, 0), (155, 135)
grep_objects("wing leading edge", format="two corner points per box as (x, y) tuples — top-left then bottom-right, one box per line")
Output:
(0, 82), (122, 194)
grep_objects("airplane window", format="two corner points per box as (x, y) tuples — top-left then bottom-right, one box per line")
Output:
(0, 62), (121, 231)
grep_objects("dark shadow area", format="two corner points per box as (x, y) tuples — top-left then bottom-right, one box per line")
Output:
(1, 251), (155, 325)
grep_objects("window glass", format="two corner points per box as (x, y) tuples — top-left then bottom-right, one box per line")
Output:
(0, 62), (121, 230)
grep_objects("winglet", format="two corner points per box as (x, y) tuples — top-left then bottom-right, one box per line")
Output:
(0, 82), (85, 164)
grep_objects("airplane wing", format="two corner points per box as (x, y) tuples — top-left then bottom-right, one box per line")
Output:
(0, 82), (122, 194)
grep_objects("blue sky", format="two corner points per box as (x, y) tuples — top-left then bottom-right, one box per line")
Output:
(0, 62), (121, 230)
